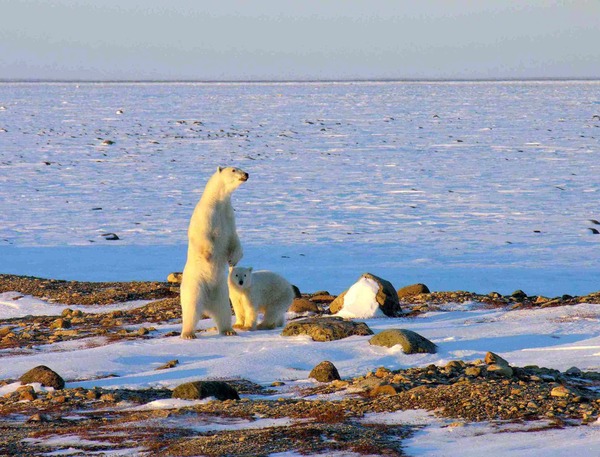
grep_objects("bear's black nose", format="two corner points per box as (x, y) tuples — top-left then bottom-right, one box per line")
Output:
(240, 173), (249, 182)
(238, 280), (244, 286)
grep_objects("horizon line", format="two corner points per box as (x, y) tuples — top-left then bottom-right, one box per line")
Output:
(1, 76), (600, 84)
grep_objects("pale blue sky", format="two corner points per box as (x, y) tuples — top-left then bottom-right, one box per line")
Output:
(1, 0), (598, 80)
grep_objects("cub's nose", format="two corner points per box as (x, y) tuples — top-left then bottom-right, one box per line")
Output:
(238, 280), (244, 286)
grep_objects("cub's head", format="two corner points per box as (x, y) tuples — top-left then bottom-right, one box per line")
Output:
(217, 166), (249, 192)
(229, 266), (253, 289)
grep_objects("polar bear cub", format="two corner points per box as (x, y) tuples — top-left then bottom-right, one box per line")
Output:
(228, 266), (294, 330)
(180, 166), (248, 339)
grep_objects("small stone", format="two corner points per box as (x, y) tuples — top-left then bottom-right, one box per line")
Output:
(167, 272), (183, 283)
(137, 327), (150, 336)
(551, 385), (572, 398)
(17, 385), (37, 401)
(156, 359), (179, 370)
(465, 367), (482, 377)
(271, 381), (285, 387)
(370, 385), (397, 396)
(565, 367), (583, 376)
(100, 393), (119, 402)
(172, 381), (240, 401)
(487, 364), (513, 378)
(49, 318), (71, 330)
(310, 361), (341, 382)
(20, 365), (65, 390)
(86, 390), (100, 400)
(27, 413), (50, 423)
(375, 367), (391, 378)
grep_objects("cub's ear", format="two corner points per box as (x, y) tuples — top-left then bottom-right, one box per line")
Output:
(248, 267), (253, 272)
(217, 166), (223, 173)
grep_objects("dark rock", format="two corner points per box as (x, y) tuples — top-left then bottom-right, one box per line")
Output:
(172, 381), (239, 401)
(289, 298), (320, 314)
(309, 361), (341, 382)
(156, 359), (179, 370)
(291, 284), (302, 298)
(20, 365), (65, 390)
(397, 283), (431, 298)
(281, 317), (373, 342)
(369, 329), (437, 354)
(511, 290), (527, 300)
(329, 273), (401, 317)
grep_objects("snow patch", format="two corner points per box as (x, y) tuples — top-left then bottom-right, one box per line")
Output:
(335, 277), (386, 319)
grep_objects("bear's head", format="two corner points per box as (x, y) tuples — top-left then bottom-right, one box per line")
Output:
(229, 266), (253, 289)
(217, 166), (249, 193)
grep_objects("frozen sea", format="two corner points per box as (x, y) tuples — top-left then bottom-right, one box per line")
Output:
(1, 81), (599, 296)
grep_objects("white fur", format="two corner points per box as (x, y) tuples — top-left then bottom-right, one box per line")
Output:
(180, 166), (248, 339)
(228, 267), (294, 330)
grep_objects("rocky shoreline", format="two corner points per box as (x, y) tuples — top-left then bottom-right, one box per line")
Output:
(1, 274), (599, 456)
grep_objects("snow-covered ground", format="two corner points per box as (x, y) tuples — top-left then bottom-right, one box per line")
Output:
(1, 294), (600, 456)
(1, 81), (599, 296)
(1, 81), (599, 455)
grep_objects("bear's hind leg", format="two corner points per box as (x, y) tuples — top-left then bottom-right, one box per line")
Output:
(180, 274), (202, 339)
(211, 283), (237, 336)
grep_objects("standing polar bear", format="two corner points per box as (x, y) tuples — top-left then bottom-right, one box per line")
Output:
(180, 166), (248, 339)
(228, 266), (294, 330)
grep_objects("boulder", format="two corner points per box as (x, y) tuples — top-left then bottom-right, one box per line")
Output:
(369, 329), (437, 354)
(329, 273), (401, 317)
(20, 366), (65, 390)
(172, 381), (239, 401)
(397, 283), (430, 298)
(281, 317), (373, 342)
(309, 361), (341, 382)
(485, 352), (509, 367)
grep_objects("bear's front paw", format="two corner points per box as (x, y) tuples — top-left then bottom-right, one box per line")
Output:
(180, 331), (198, 340)
(220, 329), (238, 336)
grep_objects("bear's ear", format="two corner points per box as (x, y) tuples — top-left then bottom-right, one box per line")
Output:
(217, 166), (223, 173)
(248, 267), (253, 273)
